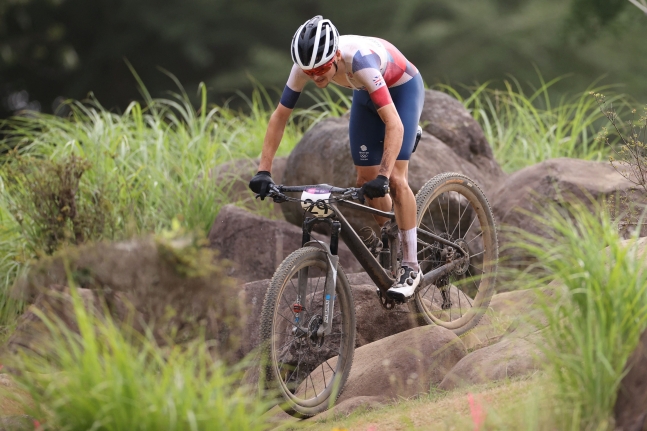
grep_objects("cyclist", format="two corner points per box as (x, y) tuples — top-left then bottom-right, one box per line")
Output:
(249, 15), (425, 302)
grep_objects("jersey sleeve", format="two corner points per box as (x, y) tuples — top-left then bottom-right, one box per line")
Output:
(350, 49), (393, 109)
(279, 64), (309, 109)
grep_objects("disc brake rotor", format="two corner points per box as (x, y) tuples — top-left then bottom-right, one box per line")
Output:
(307, 315), (324, 348)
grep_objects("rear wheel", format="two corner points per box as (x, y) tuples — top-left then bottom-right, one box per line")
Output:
(410, 173), (498, 335)
(259, 246), (356, 417)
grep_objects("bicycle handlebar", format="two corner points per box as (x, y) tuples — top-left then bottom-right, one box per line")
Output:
(263, 184), (361, 203)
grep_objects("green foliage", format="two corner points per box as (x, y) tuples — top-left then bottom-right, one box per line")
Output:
(566, 0), (629, 34)
(0, 81), (344, 331)
(2, 153), (114, 256)
(512, 200), (647, 429)
(440, 77), (621, 172)
(594, 93), (647, 193)
(7, 286), (269, 431)
(2, 0), (647, 120)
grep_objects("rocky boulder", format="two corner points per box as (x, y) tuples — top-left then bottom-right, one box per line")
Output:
(281, 90), (506, 231)
(3, 285), (137, 360)
(208, 205), (362, 283)
(7, 236), (243, 362)
(490, 158), (647, 276)
(0, 415), (35, 431)
(439, 317), (545, 390)
(314, 395), (386, 421)
(421, 90), (503, 183)
(301, 325), (466, 403)
(614, 328), (647, 431)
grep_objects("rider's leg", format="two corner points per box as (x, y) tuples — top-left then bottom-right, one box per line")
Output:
(389, 160), (419, 272)
(355, 162), (419, 271)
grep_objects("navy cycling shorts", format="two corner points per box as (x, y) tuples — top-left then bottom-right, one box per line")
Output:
(349, 73), (424, 166)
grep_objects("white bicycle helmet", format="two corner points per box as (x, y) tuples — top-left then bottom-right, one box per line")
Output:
(291, 16), (339, 70)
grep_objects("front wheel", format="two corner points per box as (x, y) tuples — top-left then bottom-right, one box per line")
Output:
(410, 173), (498, 335)
(259, 246), (356, 418)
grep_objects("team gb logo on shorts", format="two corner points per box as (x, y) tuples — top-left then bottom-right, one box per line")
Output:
(359, 145), (369, 160)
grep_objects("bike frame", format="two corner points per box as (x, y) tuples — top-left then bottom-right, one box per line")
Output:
(280, 186), (466, 337)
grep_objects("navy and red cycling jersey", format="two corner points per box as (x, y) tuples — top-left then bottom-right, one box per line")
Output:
(280, 35), (419, 110)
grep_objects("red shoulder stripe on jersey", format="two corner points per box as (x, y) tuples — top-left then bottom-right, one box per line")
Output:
(370, 86), (393, 109)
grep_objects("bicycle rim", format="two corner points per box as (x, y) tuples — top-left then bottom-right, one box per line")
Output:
(412, 173), (498, 334)
(260, 247), (355, 417)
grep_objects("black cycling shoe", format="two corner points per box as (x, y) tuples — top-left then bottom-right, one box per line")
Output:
(386, 266), (421, 302)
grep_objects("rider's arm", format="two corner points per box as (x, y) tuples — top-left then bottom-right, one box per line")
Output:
(350, 51), (404, 178)
(258, 65), (308, 173)
(258, 104), (292, 172)
(376, 103), (404, 178)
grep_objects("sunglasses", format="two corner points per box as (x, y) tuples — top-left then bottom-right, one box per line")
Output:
(303, 58), (336, 77)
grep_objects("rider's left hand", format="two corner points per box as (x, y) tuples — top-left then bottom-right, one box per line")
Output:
(249, 171), (275, 200)
(359, 175), (389, 203)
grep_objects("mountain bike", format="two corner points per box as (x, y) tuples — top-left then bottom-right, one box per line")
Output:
(258, 172), (498, 417)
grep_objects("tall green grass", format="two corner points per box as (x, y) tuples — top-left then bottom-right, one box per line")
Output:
(0, 75), (629, 342)
(439, 76), (624, 172)
(6, 285), (270, 430)
(0, 83), (349, 329)
(512, 200), (647, 429)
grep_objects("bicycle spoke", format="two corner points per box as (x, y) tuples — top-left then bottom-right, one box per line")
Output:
(463, 215), (478, 239)
(466, 230), (484, 245)
(425, 206), (437, 234)
(470, 249), (485, 259)
(308, 274), (323, 314)
(439, 193), (448, 233)
(457, 285), (462, 318)
(450, 201), (470, 239)
(277, 311), (297, 328)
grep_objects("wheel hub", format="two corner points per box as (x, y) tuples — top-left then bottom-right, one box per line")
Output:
(452, 238), (470, 275)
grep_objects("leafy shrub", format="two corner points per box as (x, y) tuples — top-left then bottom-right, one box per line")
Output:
(440, 77), (625, 172)
(2, 153), (114, 256)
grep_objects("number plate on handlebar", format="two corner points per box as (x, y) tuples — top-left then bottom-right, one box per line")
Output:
(301, 187), (333, 217)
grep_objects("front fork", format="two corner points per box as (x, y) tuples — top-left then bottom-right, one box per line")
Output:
(296, 218), (341, 338)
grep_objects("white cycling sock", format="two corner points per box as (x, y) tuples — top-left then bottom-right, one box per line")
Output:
(400, 227), (419, 271)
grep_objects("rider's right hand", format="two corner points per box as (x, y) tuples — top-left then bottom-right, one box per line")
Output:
(249, 171), (275, 200)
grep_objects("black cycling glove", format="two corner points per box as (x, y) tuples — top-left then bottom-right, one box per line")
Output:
(249, 171), (275, 200)
(359, 175), (389, 203)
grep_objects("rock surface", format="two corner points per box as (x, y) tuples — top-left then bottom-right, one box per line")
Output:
(420, 90), (504, 189)
(302, 326), (466, 403)
(0, 415), (35, 431)
(208, 205), (362, 283)
(281, 90), (506, 231)
(313, 395), (387, 421)
(3, 285), (136, 360)
(439, 318), (544, 390)
(7, 236), (242, 362)
(614, 328), (647, 431)
(490, 158), (647, 276)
